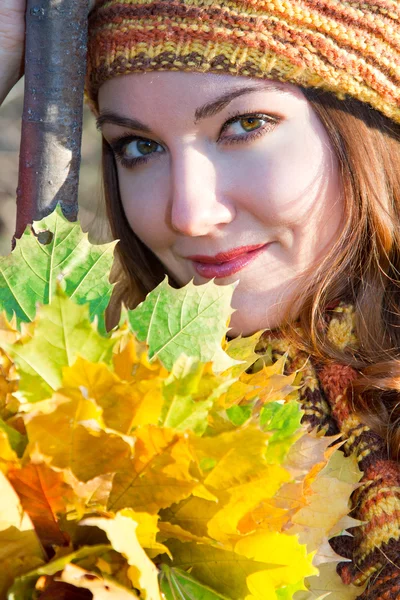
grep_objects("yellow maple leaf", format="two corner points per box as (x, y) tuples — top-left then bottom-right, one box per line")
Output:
(294, 562), (365, 599)
(235, 531), (317, 593)
(0, 429), (18, 473)
(112, 335), (167, 427)
(237, 500), (289, 534)
(0, 313), (19, 347)
(222, 355), (297, 408)
(118, 508), (171, 558)
(223, 330), (265, 377)
(63, 470), (114, 513)
(158, 520), (212, 545)
(128, 381), (164, 428)
(63, 357), (152, 434)
(288, 449), (362, 555)
(0, 316), (21, 419)
(108, 425), (199, 513)
(163, 536), (314, 600)
(83, 513), (162, 600)
(24, 390), (133, 481)
(0, 471), (44, 596)
(113, 333), (167, 382)
(161, 496), (220, 539)
(207, 467), (291, 543)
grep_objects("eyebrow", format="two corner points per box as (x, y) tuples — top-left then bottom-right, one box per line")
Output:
(96, 82), (288, 132)
(96, 112), (152, 134)
(194, 82), (288, 122)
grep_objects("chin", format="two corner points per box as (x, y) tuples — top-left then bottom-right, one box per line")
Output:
(227, 309), (280, 338)
(228, 281), (300, 337)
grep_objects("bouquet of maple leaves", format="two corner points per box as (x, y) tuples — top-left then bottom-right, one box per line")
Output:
(0, 207), (364, 600)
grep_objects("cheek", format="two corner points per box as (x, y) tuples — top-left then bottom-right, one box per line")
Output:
(117, 164), (171, 247)
(229, 124), (340, 227)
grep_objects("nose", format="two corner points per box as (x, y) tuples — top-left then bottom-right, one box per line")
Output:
(169, 146), (235, 236)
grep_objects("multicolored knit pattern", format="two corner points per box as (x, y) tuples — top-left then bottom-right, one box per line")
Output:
(255, 303), (400, 599)
(87, 0), (400, 123)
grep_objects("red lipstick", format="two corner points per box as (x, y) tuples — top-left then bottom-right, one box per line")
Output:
(188, 244), (268, 279)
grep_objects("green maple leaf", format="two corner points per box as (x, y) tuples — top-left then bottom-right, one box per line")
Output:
(159, 565), (230, 600)
(160, 355), (234, 435)
(0, 205), (116, 334)
(2, 288), (116, 402)
(127, 277), (239, 372)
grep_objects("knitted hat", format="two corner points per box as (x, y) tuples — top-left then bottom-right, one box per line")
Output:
(87, 0), (400, 124)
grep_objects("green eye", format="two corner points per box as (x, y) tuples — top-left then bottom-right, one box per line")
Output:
(240, 117), (263, 132)
(112, 136), (164, 168)
(121, 138), (163, 161)
(223, 115), (271, 139)
(136, 140), (160, 155)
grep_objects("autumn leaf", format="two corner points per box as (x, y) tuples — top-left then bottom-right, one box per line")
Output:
(234, 531), (316, 593)
(108, 425), (198, 513)
(0, 205), (116, 334)
(112, 334), (168, 428)
(199, 426), (291, 543)
(159, 565), (229, 600)
(0, 313), (23, 345)
(62, 357), (147, 434)
(206, 462), (291, 544)
(162, 540), (266, 599)
(7, 545), (116, 599)
(160, 355), (234, 435)
(162, 538), (314, 600)
(8, 457), (72, 547)
(83, 513), (161, 600)
(24, 390), (133, 481)
(113, 332), (167, 383)
(0, 471), (44, 597)
(0, 417), (26, 457)
(0, 206), (365, 600)
(287, 447), (362, 559)
(224, 360), (297, 408)
(0, 429), (18, 473)
(261, 401), (303, 463)
(2, 289), (116, 402)
(224, 330), (264, 377)
(158, 520), (212, 545)
(63, 471), (114, 513)
(117, 509), (170, 558)
(60, 564), (139, 599)
(283, 431), (339, 476)
(294, 562), (365, 600)
(9, 578), (92, 600)
(127, 277), (239, 372)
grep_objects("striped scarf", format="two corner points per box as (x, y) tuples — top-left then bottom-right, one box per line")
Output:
(255, 303), (400, 598)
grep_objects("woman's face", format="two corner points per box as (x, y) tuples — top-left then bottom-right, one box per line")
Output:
(98, 71), (343, 336)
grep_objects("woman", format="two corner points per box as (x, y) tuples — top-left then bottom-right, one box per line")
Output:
(2, 0), (400, 597)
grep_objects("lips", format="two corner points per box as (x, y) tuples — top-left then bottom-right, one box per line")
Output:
(188, 243), (269, 279)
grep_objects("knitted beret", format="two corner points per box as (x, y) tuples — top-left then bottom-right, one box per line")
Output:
(86, 0), (400, 124)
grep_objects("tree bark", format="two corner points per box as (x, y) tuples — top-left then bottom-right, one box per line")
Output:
(15, 0), (90, 239)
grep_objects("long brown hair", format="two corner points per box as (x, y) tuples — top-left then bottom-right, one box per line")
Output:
(102, 88), (400, 457)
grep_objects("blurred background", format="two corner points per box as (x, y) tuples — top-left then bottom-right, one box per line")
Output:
(0, 78), (110, 255)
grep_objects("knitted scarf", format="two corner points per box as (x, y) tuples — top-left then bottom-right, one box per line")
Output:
(255, 303), (400, 599)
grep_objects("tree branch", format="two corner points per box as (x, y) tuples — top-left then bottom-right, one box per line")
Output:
(16, 0), (90, 238)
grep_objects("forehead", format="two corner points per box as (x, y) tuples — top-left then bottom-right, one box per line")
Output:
(98, 70), (305, 116)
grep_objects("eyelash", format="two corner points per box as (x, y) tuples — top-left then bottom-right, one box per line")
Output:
(110, 111), (280, 170)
